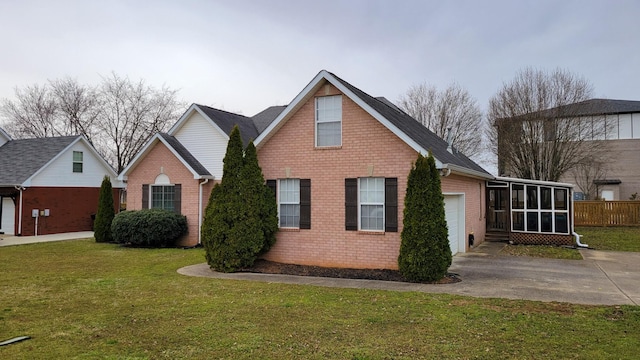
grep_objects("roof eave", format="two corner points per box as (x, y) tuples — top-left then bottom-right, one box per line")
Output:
(442, 163), (494, 180)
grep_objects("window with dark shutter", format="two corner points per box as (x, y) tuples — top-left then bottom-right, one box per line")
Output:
(345, 178), (358, 230)
(142, 184), (149, 209)
(385, 178), (398, 232)
(299, 179), (311, 229)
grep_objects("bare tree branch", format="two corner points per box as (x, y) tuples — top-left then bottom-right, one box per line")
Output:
(398, 82), (483, 159)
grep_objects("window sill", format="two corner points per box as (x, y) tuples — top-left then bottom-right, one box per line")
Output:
(356, 230), (386, 236)
(279, 227), (301, 232)
(315, 145), (342, 150)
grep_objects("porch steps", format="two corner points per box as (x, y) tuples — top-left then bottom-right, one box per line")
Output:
(485, 231), (510, 242)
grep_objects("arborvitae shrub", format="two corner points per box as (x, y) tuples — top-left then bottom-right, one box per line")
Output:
(398, 152), (452, 282)
(111, 209), (188, 247)
(201, 127), (278, 272)
(94, 175), (115, 243)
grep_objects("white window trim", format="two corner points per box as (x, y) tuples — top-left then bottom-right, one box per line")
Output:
(358, 177), (385, 232)
(72, 151), (83, 173)
(315, 95), (342, 147)
(510, 184), (569, 234)
(278, 178), (300, 228)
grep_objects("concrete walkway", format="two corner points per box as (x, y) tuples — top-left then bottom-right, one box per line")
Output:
(178, 242), (640, 306)
(0, 231), (94, 246)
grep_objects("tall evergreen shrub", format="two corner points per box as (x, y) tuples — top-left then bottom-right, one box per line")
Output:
(201, 126), (277, 272)
(398, 153), (452, 282)
(94, 175), (115, 243)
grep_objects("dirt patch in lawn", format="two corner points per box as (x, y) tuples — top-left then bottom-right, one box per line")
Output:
(242, 259), (461, 284)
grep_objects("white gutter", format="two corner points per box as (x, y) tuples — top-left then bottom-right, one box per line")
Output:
(198, 178), (211, 245)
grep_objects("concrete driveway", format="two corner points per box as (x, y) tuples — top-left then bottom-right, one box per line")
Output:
(179, 242), (640, 306)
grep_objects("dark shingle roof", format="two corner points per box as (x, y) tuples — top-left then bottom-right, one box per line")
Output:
(0, 136), (79, 185)
(329, 72), (490, 175)
(158, 133), (211, 177)
(195, 104), (258, 146)
(252, 105), (287, 133)
(508, 99), (640, 121)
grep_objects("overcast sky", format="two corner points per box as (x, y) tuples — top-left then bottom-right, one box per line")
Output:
(1, 0), (638, 119)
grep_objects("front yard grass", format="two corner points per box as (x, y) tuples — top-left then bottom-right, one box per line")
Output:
(1, 239), (638, 359)
(576, 226), (640, 252)
(500, 244), (583, 260)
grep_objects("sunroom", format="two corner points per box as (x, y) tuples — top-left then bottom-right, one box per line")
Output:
(486, 177), (577, 245)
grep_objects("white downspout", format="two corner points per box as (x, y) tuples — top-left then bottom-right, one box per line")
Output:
(198, 178), (210, 245)
(15, 186), (25, 236)
(570, 188), (588, 248)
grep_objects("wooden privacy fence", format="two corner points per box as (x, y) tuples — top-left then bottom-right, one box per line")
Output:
(574, 201), (640, 226)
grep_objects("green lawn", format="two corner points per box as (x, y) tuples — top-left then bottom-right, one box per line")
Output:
(500, 244), (583, 260)
(1, 240), (638, 359)
(576, 226), (640, 252)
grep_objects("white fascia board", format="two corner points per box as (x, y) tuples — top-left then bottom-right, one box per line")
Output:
(118, 134), (161, 180)
(0, 127), (11, 141)
(442, 163), (494, 180)
(494, 176), (575, 188)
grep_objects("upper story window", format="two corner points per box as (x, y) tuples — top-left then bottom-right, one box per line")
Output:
(72, 151), (83, 173)
(315, 95), (342, 147)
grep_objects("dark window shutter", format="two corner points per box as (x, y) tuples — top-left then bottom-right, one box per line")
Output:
(266, 180), (277, 200)
(299, 179), (311, 229)
(174, 184), (181, 214)
(142, 184), (149, 209)
(345, 178), (358, 231)
(385, 178), (398, 232)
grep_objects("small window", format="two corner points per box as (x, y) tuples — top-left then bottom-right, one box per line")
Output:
(315, 95), (342, 147)
(151, 185), (175, 211)
(72, 151), (83, 173)
(540, 187), (552, 210)
(512, 212), (524, 231)
(554, 189), (567, 210)
(526, 186), (538, 209)
(359, 178), (384, 231)
(279, 179), (300, 228)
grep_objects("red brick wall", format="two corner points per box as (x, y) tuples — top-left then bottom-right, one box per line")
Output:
(19, 187), (120, 236)
(126, 142), (215, 246)
(257, 83), (486, 269)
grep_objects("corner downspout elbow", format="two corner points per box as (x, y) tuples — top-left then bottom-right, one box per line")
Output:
(573, 232), (588, 248)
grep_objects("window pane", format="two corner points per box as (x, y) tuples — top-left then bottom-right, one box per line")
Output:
(73, 151), (83, 162)
(526, 185), (538, 209)
(540, 187), (552, 210)
(72, 162), (83, 173)
(512, 212), (524, 231)
(526, 212), (538, 232)
(633, 113), (640, 139)
(361, 205), (383, 231)
(317, 121), (341, 146)
(555, 214), (568, 233)
(279, 204), (300, 228)
(554, 189), (567, 210)
(541, 212), (553, 232)
(360, 178), (384, 203)
(512, 185), (524, 209)
(151, 185), (174, 211)
(619, 114), (632, 139)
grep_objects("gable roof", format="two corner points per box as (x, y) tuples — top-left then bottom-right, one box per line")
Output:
(118, 133), (213, 180)
(255, 70), (491, 179)
(0, 135), (117, 186)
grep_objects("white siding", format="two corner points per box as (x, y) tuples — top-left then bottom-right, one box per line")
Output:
(29, 140), (119, 187)
(173, 112), (228, 179)
(633, 113), (640, 139)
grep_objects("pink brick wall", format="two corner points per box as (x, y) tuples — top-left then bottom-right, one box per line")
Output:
(257, 83), (486, 269)
(126, 142), (215, 246)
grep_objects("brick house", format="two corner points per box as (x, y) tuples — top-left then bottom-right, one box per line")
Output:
(254, 70), (493, 269)
(0, 133), (122, 236)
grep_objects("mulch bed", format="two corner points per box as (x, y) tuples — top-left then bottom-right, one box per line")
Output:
(242, 259), (461, 284)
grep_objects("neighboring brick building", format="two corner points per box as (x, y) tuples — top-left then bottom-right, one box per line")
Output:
(0, 134), (122, 236)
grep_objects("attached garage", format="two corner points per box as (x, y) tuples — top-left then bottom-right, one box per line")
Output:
(444, 194), (465, 255)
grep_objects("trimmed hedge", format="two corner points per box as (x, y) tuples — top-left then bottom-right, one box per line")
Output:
(94, 175), (115, 243)
(111, 209), (188, 247)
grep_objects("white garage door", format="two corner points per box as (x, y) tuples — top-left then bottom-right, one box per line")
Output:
(444, 195), (464, 255)
(1, 197), (15, 235)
